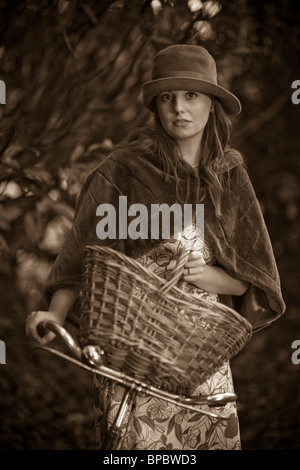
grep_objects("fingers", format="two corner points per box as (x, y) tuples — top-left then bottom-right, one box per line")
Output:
(183, 251), (206, 281)
(183, 265), (205, 279)
(25, 311), (56, 344)
(186, 251), (204, 261)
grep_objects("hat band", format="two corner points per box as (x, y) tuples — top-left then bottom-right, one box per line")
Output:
(152, 70), (216, 82)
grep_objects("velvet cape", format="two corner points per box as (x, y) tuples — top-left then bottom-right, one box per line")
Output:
(44, 148), (285, 333)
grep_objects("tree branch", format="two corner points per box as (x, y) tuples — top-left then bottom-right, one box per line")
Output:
(236, 90), (291, 140)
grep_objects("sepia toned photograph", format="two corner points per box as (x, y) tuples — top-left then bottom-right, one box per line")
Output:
(0, 0), (299, 454)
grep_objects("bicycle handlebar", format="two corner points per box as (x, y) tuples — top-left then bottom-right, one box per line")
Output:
(36, 320), (237, 418)
(38, 320), (83, 359)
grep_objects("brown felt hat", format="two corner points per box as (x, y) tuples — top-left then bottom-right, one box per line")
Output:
(142, 44), (241, 115)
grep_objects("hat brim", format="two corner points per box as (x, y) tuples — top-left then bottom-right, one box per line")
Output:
(142, 77), (241, 115)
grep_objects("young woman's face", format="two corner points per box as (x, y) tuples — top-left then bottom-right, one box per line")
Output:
(156, 90), (212, 145)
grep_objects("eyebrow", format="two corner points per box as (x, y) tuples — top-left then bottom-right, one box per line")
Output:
(159, 90), (199, 94)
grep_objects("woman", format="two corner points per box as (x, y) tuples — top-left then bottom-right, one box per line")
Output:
(26, 45), (285, 450)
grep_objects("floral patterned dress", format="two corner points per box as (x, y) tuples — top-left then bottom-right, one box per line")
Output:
(93, 228), (241, 450)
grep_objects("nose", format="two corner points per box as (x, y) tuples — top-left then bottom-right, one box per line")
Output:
(172, 95), (185, 114)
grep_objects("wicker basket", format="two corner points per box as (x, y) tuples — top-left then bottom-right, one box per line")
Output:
(79, 245), (252, 395)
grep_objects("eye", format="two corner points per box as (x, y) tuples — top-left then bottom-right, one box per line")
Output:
(158, 92), (172, 102)
(186, 91), (198, 99)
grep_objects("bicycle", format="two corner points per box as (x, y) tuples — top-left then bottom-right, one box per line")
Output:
(32, 244), (252, 450)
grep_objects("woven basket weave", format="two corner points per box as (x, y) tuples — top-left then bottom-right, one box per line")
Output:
(79, 245), (252, 394)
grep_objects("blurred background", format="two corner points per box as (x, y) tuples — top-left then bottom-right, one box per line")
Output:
(0, 0), (299, 450)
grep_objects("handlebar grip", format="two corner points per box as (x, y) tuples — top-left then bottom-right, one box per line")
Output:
(37, 322), (48, 337)
(206, 393), (237, 407)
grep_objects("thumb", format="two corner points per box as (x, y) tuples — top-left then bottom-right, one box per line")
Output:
(37, 324), (56, 344)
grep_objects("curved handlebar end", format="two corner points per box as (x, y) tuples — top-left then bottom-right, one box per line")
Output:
(37, 321), (83, 359)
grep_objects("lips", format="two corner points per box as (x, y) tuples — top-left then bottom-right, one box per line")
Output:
(173, 119), (191, 127)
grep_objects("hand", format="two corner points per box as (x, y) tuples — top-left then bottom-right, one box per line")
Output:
(182, 251), (249, 295)
(25, 286), (79, 344)
(182, 251), (206, 285)
(25, 310), (64, 344)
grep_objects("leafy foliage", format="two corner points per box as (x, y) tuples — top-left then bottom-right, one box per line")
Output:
(0, 0), (299, 313)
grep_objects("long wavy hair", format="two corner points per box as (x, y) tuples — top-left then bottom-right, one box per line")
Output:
(117, 97), (243, 216)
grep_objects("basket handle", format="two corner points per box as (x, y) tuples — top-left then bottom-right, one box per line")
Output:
(160, 245), (191, 294)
